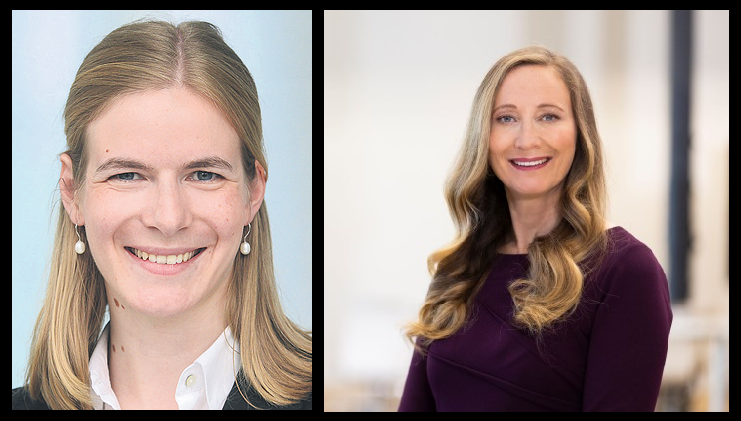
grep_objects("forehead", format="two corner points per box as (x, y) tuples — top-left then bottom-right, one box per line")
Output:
(86, 87), (241, 170)
(494, 65), (571, 108)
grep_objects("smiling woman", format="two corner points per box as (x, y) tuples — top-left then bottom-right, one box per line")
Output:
(399, 46), (671, 412)
(12, 20), (311, 410)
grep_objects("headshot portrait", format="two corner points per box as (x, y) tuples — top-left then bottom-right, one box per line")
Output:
(325, 10), (728, 412)
(12, 11), (311, 410)
(397, 45), (672, 411)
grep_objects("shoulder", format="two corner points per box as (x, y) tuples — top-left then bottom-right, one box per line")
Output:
(588, 226), (671, 304)
(12, 386), (51, 410)
(222, 376), (312, 410)
(601, 226), (665, 278)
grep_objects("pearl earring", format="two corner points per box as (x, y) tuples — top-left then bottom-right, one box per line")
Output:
(74, 224), (85, 254)
(240, 223), (252, 255)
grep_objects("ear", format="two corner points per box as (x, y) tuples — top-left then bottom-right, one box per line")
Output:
(246, 160), (267, 224)
(59, 153), (85, 226)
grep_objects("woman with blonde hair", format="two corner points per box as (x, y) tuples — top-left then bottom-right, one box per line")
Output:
(399, 46), (671, 411)
(12, 20), (311, 410)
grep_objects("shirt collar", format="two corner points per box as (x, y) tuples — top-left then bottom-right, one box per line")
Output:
(89, 322), (241, 410)
(177, 325), (241, 409)
(89, 324), (120, 410)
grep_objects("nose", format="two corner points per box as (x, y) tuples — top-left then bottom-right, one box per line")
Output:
(514, 119), (542, 150)
(142, 179), (192, 237)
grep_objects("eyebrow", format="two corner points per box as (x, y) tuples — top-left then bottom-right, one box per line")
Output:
(94, 156), (236, 176)
(183, 157), (235, 173)
(493, 103), (565, 113)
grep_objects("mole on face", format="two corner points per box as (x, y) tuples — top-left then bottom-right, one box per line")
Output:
(121, 345), (125, 352)
(112, 344), (116, 353)
(114, 298), (120, 308)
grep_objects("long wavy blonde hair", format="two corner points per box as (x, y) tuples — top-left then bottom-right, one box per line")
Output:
(406, 46), (608, 349)
(25, 20), (311, 409)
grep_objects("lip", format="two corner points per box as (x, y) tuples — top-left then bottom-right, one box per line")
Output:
(127, 246), (203, 256)
(125, 246), (205, 276)
(509, 156), (551, 171)
(510, 156), (551, 162)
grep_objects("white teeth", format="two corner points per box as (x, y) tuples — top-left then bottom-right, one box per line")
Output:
(129, 247), (199, 265)
(513, 158), (548, 167)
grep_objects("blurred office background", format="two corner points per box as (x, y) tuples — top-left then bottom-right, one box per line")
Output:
(324, 10), (728, 411)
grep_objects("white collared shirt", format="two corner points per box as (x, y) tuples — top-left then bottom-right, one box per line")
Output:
(89, 323), (241, 410)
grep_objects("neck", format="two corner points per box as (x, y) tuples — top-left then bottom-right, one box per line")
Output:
(106, 295), (228, 409)
(504, 189), (562, 254)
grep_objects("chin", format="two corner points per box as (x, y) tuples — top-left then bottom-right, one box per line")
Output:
(135, 297), (197, 318)
(123, 284), (201, 318)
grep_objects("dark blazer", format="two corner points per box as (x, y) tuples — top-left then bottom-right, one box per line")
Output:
(12, 375), (311, 410)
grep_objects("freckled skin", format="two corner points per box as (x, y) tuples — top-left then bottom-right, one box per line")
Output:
(81, 87), (255, 320)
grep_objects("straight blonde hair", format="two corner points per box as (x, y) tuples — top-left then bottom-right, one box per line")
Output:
(406, 46), (608, 349)
(25, 20), (311, 409)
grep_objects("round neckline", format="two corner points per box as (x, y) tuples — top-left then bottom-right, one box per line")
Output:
(496, 226), (622, 257)
(498, 252), (529, 257)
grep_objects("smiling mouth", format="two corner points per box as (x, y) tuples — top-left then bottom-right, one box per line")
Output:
(125, 247), (205, 265)
(511, 157), (551, 167)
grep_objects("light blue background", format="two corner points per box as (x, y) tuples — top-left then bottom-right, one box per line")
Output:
(12, 10), (312, 388)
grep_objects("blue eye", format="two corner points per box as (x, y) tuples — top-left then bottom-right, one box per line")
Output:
(192, 171), (222, 182)
(111, 172), (141, 181)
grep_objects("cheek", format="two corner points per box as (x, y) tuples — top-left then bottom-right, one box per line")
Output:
(201, 188), (249, 244)
(82, 189), (139, 249)
(488, 135), (509, 175)
(556, 133), (577, 168)
(81, 183), (249, 244)
(79, 190), (142, 281)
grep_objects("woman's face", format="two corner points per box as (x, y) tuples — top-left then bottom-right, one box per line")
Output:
(69, 87), (256, 318)
(488, 64), (577, 202)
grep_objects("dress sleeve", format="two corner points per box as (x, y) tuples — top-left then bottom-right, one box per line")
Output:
(582, 242), (673, 411)
(397, 343), (436, 411)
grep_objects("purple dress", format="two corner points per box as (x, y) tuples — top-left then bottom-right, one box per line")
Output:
(398, 227), (672, 412)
